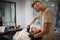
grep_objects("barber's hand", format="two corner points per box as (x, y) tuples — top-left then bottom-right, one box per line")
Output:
(28, 33), (34, 39)
(27, 25), (30, 33)
(34, 34), (38, 38)
(34, 30), (41, 38)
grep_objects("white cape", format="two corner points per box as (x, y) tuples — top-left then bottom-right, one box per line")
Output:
(13, 29), (31, 40)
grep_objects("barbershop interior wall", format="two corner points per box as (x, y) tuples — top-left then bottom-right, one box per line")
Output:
(25, 0), (33, 28)
(5, 0), (33, 28)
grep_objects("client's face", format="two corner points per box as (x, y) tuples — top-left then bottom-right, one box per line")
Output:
(30, 27), (39, 35)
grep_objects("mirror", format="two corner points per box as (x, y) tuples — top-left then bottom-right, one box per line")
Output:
(0, 1), (16, 32)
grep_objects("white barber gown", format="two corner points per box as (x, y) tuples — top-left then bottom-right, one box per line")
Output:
(13, 29), (31, 40)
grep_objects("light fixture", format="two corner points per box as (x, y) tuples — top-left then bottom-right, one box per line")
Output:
(45, 0), (48, 1)
(51, 4), (55, 7)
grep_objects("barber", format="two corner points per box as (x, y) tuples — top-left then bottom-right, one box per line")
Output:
(28, 0), (54, 40)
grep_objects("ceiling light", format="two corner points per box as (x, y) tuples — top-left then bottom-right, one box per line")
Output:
(51, 4), (54, 7)
(45, 0), (48, 1)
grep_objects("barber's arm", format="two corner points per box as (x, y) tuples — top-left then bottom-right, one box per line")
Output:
(27, 16), (38, 33)
(34, 22), (52, 38)
(28, 16), (38, 26)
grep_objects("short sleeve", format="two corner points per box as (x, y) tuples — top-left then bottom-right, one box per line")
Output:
(44, 10), (53, 22)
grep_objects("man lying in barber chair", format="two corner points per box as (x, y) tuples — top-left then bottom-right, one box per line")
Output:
(13, 25), (42, 40)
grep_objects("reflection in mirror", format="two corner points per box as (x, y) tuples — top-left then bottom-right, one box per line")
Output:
(0, 1), (16, 32)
